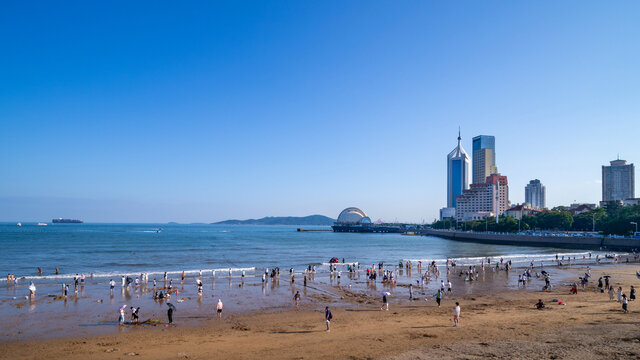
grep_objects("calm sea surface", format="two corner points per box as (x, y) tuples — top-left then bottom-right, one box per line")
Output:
(0, 223), (597, 281)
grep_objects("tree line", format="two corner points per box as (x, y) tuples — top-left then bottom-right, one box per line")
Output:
(432, 204), (640, 236)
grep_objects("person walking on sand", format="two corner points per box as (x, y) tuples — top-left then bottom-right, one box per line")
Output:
(617, 287), (623, 303)
(325, 306), (332, 332)
(294, 291), (301, 309)
(447, 280), (452, 293)
(622, 294), (629, 313)
(409, 284), (413, 300)
(453, 302), (460, 327)
(216, 299), (224, 318)
(381, 293), (389, 311)
(436, 289), (442, 307)
(608, 286), (615, 301)
(630, 286), (636, 301)
(109, 279), (115, 294)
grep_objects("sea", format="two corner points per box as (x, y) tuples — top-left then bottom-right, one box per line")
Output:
(0, 223), (618, 340)
(0, 223), (602, 281)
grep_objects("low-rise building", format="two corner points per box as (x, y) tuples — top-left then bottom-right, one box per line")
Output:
(439, 207), (456, 220)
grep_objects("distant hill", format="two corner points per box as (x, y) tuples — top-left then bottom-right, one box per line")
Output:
(213, 215), (335, 226)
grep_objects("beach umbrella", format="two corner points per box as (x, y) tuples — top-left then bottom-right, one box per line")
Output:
(167, 303), (176, 311)
(119, 304), (127, 311)
(380, 292), (391, 296)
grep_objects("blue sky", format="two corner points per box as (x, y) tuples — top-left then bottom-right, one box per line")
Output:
(1, 1), (639, 223)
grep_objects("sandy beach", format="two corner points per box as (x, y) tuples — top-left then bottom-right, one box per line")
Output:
(2, 262), (640, 360)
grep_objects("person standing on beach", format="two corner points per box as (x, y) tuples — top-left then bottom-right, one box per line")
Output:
(630, 286), (636, 301)
(435, 289), (443, 307)
(409, 284), (413, 300)
(381, 293), (389, 311)
(119, 306), (126, 325)
(622, 294), (629, 313)
(28, 281), (36, 298)
(167, 305), (173, 324)
(121, 276), (125, 287)
(216, 299), (224, 318)
(325, 306), (332, 332)
(617, 287), (623, 303)
(609, 286), (615, 301)
(453, 302), (460, 327)
(447, 280), (452, 293)
(109, 279), (115, 294)
(294, 291), (301, 309)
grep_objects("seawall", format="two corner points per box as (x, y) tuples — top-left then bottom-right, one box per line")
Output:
(424, 229), (640, 251)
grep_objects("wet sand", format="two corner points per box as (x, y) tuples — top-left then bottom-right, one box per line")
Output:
(2, 262), (640, 359)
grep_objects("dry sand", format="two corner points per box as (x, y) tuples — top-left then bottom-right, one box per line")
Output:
(2, 264), (640, 360)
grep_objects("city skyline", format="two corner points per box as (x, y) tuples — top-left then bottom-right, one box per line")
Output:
(1, 2), (640, 223)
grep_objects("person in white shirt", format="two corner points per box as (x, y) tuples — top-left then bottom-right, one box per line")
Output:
(447, 281), (452, 293)
(453, 302), (460, 327)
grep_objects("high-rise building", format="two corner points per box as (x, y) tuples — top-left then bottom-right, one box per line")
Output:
(525, 179), (546, 209)
(447, 131), (470, 208)
(602, 159), (635, 202)
(472, 135), (497, 184)
(455, 173), (509, 221)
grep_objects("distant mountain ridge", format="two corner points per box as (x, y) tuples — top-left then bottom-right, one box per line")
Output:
(213, 215), (335, 225)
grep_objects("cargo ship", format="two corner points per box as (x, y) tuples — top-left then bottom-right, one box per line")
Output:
(52, 218), (83, 224)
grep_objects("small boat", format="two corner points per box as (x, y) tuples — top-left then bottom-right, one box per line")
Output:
(37, 222), (47, 226)
(17, 222), (22, 227)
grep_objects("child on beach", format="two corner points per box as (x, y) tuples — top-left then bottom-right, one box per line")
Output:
(453, 302), (460, 327)
(294, 291), (301, 309)
(325, 306), (332, 332)
(28, 281), (36, 298)
(536, 299), (545, 310)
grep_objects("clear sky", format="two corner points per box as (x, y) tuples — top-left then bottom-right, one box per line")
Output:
(1, 1), (639, 223)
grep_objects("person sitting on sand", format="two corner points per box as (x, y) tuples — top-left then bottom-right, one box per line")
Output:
(570, 283), (578, 295)
(536, 299), (545, 310)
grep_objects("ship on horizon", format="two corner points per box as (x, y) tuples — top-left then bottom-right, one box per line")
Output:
(52, 218), (83, 224)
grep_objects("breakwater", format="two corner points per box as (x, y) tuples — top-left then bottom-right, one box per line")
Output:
(424, 229), (640, 251)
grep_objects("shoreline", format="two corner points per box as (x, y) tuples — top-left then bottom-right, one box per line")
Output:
(424, 229), (640, 251)
(2, 263), (640, 359)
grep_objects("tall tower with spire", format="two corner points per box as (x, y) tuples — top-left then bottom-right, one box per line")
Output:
(447, 129), (471, 208)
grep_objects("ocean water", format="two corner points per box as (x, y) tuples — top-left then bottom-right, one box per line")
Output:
(0, 223), (601, 282)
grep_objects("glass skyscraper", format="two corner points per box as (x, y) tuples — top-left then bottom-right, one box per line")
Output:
(472, 135), (497, 184)
(447, 131), (470, 208)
